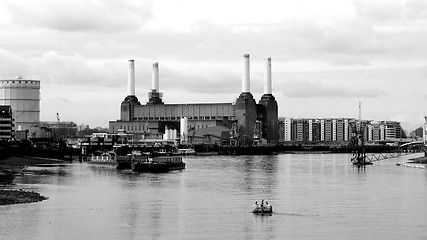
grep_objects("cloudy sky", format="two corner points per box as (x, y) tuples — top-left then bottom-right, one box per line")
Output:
(1, 0), (427, 131)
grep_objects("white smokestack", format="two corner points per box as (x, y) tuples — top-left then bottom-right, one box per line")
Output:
(264, 57), (272, 95)
(242, 54), (250, 93)
(180, 117), (188, 143)
(152, 62), (159, 92)
(127, 60), (135, 96)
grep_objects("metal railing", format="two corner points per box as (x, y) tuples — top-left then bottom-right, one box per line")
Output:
(366, 151), (419, 162)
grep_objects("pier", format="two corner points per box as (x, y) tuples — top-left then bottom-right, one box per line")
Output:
(353, 140), (425, 165)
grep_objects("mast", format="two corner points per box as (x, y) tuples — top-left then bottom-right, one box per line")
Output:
(351, 101), (367, 165)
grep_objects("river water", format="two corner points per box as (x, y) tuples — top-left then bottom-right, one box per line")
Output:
(1, 153), (426, 240)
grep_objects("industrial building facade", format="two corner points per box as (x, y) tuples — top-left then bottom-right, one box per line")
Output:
(109, 55), (279, 145)
(279, 118), (406, 143)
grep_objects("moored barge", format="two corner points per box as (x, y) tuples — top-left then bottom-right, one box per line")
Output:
(131, 155), (185, 173)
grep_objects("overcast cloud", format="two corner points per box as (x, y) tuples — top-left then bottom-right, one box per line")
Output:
(0, 0), (426, 131)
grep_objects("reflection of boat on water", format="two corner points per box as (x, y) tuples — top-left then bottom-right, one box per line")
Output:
(252, 203), (273, 214)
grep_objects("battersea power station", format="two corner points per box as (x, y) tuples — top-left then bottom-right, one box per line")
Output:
(109, 54), (279, 145)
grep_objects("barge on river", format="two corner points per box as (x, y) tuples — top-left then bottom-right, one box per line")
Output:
(131, 155), (185, 173)
(88, 146), (186, 172)
(88, 151), (117, 167)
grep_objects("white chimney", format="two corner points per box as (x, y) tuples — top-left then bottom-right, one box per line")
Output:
(127, 60), (135, 96)
(264, 57), (272, 95)
(180, 117), (188, 143)
(242, 54), (250, 93)
(152, 62), (159, 92)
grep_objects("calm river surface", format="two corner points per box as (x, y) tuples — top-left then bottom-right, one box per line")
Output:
(1, 153), (427, 240)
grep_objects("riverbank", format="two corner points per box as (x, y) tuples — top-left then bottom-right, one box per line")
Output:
(0, 156), (65, 166)
(0, 156), (64, 205)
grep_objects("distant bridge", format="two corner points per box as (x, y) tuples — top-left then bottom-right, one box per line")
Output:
(400, 140), (424, 148)
(375, 138), (422, 145)
(367, 151), (418, 162)
(366, 141), (425, 163)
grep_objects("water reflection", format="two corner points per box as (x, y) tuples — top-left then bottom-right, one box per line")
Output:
(20, 165), (69, 185)
(353, 165), (367, 174)
(242, 155), (279, 197)
(2, 154), (426, 239)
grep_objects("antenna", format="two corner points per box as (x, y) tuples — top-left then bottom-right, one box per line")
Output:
(359, 101), (362, 121)
(57, 113), (60, 122)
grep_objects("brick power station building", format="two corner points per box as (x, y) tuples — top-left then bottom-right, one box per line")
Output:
(109, 55), (279, 145)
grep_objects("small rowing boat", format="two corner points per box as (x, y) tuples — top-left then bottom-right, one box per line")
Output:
(252, 200), (273, 214)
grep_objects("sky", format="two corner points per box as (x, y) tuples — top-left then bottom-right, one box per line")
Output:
(1, 0), (427, 132)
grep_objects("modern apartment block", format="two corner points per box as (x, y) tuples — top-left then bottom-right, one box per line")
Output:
(279, 118), (406, 143)
(278, 118), (291, 142)
(0, 105), (14, 140)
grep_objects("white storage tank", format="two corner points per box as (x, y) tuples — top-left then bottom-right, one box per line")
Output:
(0, 77), (40, 130)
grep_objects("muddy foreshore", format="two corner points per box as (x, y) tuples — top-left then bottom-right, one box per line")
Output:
(0, 156), (64, 205)
(0, 189), (48, 205)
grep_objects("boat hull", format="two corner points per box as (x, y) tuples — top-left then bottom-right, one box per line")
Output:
(132, 162), (185, 173)
(252, 205), (273, 214)
(132, 156), (185, 173)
